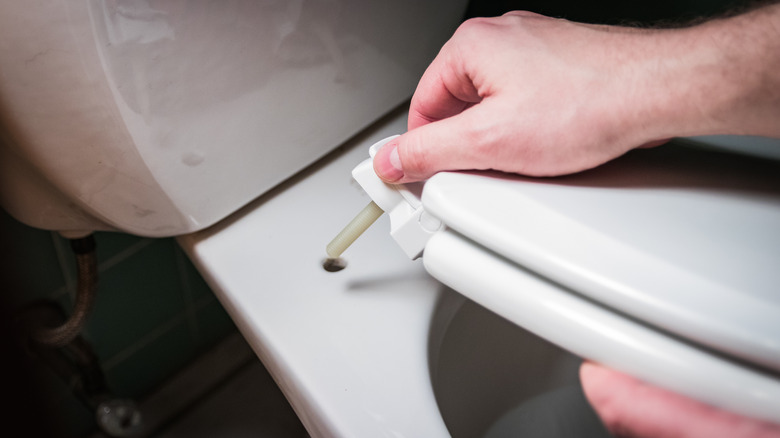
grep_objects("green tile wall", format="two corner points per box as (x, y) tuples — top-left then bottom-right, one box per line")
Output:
(1, 209), (237, 437)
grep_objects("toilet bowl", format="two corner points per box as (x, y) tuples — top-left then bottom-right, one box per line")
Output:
(178, 110), (611, 437)
(431, 294), (610, 438)
(179, 108), (780, 435)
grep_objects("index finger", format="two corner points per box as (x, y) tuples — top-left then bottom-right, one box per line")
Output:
(407, 43), (482, 131)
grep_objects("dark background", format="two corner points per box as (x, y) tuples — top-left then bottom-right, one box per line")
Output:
(465, 0), (755, 24)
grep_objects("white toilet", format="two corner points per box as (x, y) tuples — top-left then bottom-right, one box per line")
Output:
(2, 1), (779, 437)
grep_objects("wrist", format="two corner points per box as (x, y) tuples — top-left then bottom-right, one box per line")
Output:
(621, 5), (780, 142)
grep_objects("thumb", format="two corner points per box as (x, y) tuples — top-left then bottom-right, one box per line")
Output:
(373, 110), (495, 183)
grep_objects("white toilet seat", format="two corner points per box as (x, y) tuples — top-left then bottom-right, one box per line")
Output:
(419, 139), (780, 424)
(424, 228), (780, 425)
(421, 148), (780, 373)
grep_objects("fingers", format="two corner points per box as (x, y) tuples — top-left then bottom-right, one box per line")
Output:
(372, 116), (465, 183)
(375, 20), (491, 183)
(580, 362), (780, 438)
(373, 106), (499, 183)
(373, 11), (658, 183)
(406, 40), (483, 131)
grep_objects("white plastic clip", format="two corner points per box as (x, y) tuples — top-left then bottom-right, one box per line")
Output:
(351, 136), (445, 259)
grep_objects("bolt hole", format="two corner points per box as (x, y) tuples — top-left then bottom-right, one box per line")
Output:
(322, 257), (347, 272)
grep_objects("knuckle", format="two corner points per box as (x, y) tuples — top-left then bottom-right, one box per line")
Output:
(502, 10), (544, 20)
(454, 17), (495, 38)
(463, 126), (494, 158)
(458, 16), (488, 30)
(462, 113), (505, 161)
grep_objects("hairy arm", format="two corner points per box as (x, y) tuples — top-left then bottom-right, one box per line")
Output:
(373, 3), (780, 183)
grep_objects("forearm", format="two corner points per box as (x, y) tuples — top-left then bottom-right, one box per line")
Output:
(635, 3), (780, 140)
(373, 5), (780, 183)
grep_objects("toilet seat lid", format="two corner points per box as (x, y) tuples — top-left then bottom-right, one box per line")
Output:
(421, 140), (780, 372)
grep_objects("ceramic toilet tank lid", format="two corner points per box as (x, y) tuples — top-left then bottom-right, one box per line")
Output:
(420, 140), (780, 373)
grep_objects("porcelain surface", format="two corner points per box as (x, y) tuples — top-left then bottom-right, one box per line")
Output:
(0, 0), (465, 236)
(179, 112), (454, 437)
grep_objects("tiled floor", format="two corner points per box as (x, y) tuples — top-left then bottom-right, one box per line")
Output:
(89, 332), (308, 438)
(158, 358), (308, 438)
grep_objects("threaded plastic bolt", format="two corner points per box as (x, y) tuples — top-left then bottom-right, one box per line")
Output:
(325, 201), (384, 259)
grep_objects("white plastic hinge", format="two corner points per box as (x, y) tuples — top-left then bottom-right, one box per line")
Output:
(351, 136), (445, 259)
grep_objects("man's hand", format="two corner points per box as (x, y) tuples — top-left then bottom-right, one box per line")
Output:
(374, 6), (780, 183)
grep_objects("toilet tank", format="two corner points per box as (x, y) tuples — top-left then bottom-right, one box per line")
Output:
(0, 0), (466, 237)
